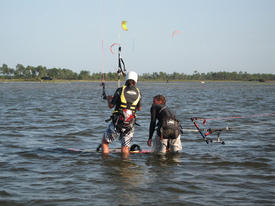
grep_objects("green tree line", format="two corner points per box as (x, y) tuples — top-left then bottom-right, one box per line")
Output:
(1, 64), (274, 81)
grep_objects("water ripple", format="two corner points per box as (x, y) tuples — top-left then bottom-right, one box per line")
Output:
(0, 82), (274, 206)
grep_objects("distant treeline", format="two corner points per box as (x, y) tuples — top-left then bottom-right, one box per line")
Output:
(0, 64), (274, 81)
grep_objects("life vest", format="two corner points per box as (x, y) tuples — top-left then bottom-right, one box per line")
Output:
(112, 85), (141, 134)
(119, 85), (141, 112)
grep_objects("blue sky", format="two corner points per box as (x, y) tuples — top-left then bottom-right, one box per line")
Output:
(0, 0), (274, 74)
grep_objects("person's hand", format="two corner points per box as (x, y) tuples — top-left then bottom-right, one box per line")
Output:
(106, 96), (114, 108)
(107, 95), (113, 101)
(147, 138), (152, 147)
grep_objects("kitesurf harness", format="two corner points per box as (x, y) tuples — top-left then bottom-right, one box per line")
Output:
(158, 106), (181, 139)
(111, 85), (141, 134)
(191, 117), (231, 144)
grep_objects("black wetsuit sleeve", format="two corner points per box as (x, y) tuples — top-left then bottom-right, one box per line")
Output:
(137, 92), (142, 108)
(111, 88), (121, 105)
(149, 105), (157, 139)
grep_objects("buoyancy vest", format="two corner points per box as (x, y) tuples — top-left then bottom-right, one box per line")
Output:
(119, 85), (141, 112)
(112, 85), (141, 134)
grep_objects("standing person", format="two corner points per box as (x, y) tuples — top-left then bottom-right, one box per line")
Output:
(102, 71), (142, 158)
(147, 95), (182, 154)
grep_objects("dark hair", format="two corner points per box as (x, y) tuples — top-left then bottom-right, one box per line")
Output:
(153, 94), (166, 105)
(125, 79), (136, 86)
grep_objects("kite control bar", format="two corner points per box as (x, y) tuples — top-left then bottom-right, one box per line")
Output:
(191, 117), (232, 144)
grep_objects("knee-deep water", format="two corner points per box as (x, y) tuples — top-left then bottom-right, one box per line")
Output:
(0, 81), (274, 206)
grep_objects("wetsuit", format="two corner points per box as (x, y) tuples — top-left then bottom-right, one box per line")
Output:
(149, 104), (176, 139)
(149, 103), (182, 154)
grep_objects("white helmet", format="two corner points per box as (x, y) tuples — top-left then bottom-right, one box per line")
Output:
(126, 71), (138, 83)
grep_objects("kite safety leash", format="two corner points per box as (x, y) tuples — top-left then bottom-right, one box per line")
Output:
(117, 46), (126, 76)
(116, 46), (126, 88)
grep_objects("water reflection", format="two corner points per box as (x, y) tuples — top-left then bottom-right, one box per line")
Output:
(145, 153), (182, 167)
(101, 156), (146, 205)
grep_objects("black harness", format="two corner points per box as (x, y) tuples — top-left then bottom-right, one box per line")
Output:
(158, 106), (180, 139)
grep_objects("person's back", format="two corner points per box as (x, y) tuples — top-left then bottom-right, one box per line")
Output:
(102, 71), (142, 158)
(112, 81), (141, 113)
(147, 95), (182, 154)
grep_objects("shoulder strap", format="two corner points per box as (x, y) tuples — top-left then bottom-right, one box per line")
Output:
(159, 105), (179, 122)
(158, 105), (167, 114)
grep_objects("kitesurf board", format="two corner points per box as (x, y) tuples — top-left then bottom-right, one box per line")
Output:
(67, 148), (152, 154)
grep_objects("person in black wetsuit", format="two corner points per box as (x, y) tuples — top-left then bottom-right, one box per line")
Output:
(147, 95), (182, 154)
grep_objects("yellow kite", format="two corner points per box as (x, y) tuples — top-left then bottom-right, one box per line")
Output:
(121, 21), (128, 31)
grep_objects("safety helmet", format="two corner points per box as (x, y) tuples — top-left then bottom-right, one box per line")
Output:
(126, 71), (138, 83)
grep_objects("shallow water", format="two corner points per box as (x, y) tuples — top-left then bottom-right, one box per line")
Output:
(0, 81), (274, 206)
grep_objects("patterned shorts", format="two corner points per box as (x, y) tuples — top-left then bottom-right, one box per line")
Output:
(103, 121), (134, 147)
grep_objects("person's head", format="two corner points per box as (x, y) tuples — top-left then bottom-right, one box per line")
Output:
(153, 94), (166, 105)
(125, 71), (138, 86)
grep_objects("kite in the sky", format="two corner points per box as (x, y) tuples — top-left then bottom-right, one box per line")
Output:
(110, 43), (120, 54)
(122, 21), (128, 31)
(172, 30), (181, 39)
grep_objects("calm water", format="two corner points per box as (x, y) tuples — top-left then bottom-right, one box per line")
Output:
(0, 81), (274, 206)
